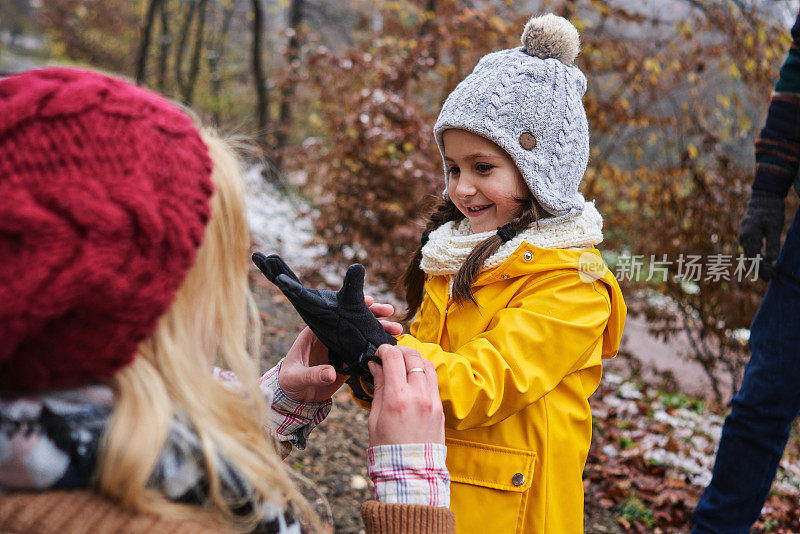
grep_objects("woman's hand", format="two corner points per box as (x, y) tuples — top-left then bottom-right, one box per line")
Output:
(278, 296), (402, 403)
(279, 327), (346, 403)
(367, 344), (444, 446)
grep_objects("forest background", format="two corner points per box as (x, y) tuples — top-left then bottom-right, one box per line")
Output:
(2, 0), (800, 531)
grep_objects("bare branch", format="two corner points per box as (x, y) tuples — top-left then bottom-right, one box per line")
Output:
(208, 1), (236, 124)
(680, 309), (723, 404)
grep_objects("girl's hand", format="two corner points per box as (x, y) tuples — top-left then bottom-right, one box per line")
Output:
(365, 294), (402, 337)
(278, 296), (402, 404)
(367, 345), (444, 446)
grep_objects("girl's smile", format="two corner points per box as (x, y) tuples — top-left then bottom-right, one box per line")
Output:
(442, 129), (529, 233)
(465, 203), (492, 216)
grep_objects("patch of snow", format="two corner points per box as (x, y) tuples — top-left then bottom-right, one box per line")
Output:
(602, 395), (640, 418)
(775, 461), (800, 493)
(602, 444), (619, 458)
(604, 372), (624, 385)
(690, 434), (711, 451)
(618, 381), (643, 400)
(244, 165), (403, 310)
(243, 165), (326, 269)
(643, 447), (713, 487)
(639, 433), (668, 451)
(731, 328), (751, 342)
(350, 474), (369, 490)
(598, 369), (800, 496)
(680, 280), (701, 295)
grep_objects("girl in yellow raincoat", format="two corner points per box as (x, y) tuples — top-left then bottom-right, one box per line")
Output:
(394, 14), (627, 534)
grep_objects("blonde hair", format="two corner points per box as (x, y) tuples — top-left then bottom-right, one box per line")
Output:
(96, 128), (320, 532)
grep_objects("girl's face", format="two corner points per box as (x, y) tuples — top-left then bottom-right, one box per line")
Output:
(443, 129), (529, 233)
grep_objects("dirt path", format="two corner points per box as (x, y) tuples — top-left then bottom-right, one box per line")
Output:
(607, 309), (735, 405)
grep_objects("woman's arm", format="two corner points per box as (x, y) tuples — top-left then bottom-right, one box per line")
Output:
(361, 345), (455, 534)
(218, 297), (403, 452)
(256, 304), (455, 532)
(262, 342), (455, 531)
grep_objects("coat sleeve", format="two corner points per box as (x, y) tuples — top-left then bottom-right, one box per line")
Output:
(398, 271), (612, 430)
(361, 501), (456, 534)
(752, 10), (800, 197)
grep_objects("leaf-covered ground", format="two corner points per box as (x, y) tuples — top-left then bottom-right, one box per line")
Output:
(585, 371), (800, 533)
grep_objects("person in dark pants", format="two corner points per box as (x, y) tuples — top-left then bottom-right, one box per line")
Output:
(692, 9), (800, 534)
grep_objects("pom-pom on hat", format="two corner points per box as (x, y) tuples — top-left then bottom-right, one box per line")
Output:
(434, 14), (589, 224)
(0, 67), (214, 394)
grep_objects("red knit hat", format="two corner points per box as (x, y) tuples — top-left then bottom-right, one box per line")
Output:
(0, 67), (214, 394)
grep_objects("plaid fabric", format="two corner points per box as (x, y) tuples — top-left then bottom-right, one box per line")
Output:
(753, 8), (800, 197)
(368, 443), (450, 508)
(219, 364), (452, 507)
(213, 361), (331, 451)
(259, 362), (331, 450)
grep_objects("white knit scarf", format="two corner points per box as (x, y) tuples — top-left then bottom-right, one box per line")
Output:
(420, 201), (603, 276)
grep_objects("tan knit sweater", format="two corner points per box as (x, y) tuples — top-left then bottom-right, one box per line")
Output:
(361, 501), (456, 534)
(0, 491), (455, 534)
(0, 491), (218, 533)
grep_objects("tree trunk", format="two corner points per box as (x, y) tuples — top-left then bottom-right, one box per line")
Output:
(156, 0), (171, 91)
(135, 0), (162, 84)
(275, 0), (305, 156)
(419, 0), (436, 35)
(183, 0), (209, 105)
(208, 2), (236, 124)
(251, 0), (270, 148)
(174, 0), (198, 101)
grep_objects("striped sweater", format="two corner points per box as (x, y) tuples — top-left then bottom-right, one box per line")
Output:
(753, 8), (800, 198)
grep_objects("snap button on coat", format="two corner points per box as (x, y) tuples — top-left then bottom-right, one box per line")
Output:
(512, 473), (525, 486)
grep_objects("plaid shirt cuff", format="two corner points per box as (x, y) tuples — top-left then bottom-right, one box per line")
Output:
(259, 360), (331, 451)
(368, 443), (450, 508)
(212, 362), (331, 451)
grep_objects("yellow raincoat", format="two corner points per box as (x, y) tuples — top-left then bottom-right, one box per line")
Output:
(397, 244), (626, 533)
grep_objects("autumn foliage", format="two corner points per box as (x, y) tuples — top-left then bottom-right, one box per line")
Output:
(288, 0), (795, 403)
(573, 1), (794, 402)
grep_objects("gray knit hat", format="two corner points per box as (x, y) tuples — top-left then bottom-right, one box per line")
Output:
(435, 14), (589, 224)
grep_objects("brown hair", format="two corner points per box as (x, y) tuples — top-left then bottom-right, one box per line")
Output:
(400, 192), (540, 322)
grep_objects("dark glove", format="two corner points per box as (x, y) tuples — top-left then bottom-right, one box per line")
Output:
(252, 253), (397, 402)
(739, 189), (785, 281)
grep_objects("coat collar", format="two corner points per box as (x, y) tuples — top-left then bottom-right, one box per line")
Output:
(422, 244), (627, 362)
(420, 201), (603, 277)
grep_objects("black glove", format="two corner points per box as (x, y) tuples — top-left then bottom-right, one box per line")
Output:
(252, 253), (396, 402)
(739, 189), (785, 281)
